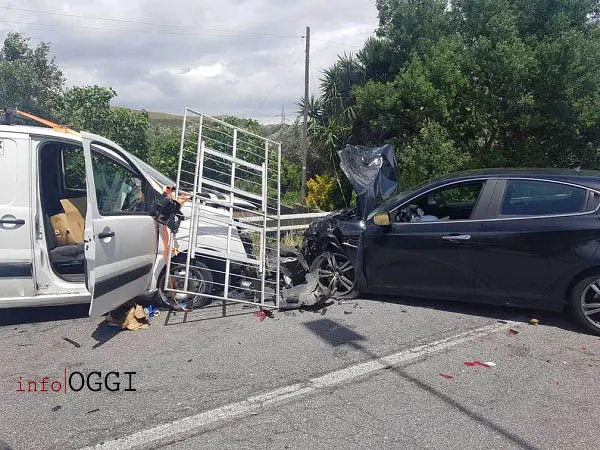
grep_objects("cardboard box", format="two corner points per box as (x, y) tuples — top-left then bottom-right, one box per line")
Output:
(50, 213), (76, 246)
(60, 197), (87, 243)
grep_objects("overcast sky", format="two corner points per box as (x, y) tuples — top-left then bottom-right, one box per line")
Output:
(0, 1), (379, 123)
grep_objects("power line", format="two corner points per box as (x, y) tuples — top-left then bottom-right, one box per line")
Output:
(0, 4), (364, 47)
(0, 18), (302, 39)
(0, 4), (301, 39)
(251, 52), (304, 116)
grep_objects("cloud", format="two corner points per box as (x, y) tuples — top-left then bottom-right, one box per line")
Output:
(0, 0), (378, 122)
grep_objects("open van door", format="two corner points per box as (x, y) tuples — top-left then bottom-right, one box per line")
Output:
(82, 132), (158, 319)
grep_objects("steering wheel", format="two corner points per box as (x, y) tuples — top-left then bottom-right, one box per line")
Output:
(400, 205), (424, 222)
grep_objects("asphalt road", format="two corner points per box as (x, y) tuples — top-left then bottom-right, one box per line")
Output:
(0, 296), (599, 450)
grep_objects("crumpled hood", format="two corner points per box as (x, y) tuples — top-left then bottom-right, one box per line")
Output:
(338, 144), (399, 219)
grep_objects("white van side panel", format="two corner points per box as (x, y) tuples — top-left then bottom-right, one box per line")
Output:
(0, 136), (35, 300)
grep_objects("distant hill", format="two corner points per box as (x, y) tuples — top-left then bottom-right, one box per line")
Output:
(148, 111), (185, 128)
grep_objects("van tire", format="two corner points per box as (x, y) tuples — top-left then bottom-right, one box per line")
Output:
(157, 259), (213, 309)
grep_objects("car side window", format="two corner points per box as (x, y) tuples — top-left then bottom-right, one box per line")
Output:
(395, 182), (485, 223)
(91, 151), (146, 215)
(500, 180), (587, 216)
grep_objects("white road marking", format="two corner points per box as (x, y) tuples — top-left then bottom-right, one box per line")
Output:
(81, 318), (521, 450)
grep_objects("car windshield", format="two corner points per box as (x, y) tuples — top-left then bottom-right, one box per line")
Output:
(127, 153), (176, 187)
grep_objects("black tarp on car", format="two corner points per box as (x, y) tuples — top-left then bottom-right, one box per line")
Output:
(338, 144), (399, 219)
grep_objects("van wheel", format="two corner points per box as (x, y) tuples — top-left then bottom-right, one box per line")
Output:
(569, 273), (600, 336)
(157, 260), (213, 309)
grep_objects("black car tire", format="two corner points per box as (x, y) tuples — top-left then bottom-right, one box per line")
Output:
(310, 251), (359, 299)
(569, 273), (600, 336)
(157, 259), (213, 309)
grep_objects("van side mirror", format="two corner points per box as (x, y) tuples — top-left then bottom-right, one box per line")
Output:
(373, 212), (391, 226)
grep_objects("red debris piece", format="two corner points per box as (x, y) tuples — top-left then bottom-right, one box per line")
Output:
(582, 347), (588, 350)
(464, 360), (491, 369)
(254, 310), (273, 322)
(438, 373), (454, 380)
(509, 329), (519, 335)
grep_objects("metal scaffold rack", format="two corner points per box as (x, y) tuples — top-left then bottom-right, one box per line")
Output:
(164, 108), (282, 310)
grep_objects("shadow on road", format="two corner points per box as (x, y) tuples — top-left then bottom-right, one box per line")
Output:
(304, 317), (541, 450)
(162, 301), (266, 326)
(360, 294), (588, 335)
(0, 304), (89, 327)
(90, 322), (122, 349)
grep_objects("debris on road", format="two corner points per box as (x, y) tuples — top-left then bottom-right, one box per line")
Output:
(106, 304), (150, 331)
(254, 310), (273, 322)
(485, 362), (497, 367)
(86, 409), (100, 414)
(464, 360), (492, 368)
(62, 337), (81, 348)
(438, 373), (454, 380)
(529, 318), (540, 326)
(143, 305), (160, 318)
(51, 406), (61, 412)
(509, 328), (519, 335)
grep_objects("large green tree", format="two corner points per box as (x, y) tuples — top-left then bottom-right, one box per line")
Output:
(307, 0), (600, 195)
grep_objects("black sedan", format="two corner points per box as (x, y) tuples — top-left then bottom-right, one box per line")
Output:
(302, 168), (600, 335)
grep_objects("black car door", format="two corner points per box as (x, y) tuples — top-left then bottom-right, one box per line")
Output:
(362, 179), (495, 300)
(474, 178), (600, 309)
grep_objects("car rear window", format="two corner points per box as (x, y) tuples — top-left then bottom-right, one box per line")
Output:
(500, 180), (587, 216)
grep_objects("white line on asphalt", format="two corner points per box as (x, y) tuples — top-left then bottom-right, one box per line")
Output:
(81, 318), (521, 450)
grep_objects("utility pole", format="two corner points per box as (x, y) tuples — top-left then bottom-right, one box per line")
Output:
(281, 104), (285, 125)
(301, 25), (310, 205)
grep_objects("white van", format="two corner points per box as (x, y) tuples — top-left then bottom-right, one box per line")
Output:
(0, 124), (254, 318)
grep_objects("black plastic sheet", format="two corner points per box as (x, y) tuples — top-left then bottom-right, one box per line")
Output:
(338, 144), (399, 219)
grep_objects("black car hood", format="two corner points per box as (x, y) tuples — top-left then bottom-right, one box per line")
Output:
(338, 144), (399, 219)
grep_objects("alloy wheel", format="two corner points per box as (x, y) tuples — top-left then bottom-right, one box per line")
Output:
(315, 252), (356, 296)
(580, 279), (600, 329)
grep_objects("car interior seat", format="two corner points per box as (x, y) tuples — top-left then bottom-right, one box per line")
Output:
(40, 144), (85, 274)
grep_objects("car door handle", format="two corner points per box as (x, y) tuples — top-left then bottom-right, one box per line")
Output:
(0, 218), (25, 225)
(98, 231), (115, 239)
(442, 234), (471, 242)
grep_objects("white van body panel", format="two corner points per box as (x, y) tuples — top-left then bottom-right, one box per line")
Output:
(0, 134), (35, 299)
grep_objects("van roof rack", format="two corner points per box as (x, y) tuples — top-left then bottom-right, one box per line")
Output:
(0, 107), (79, 135)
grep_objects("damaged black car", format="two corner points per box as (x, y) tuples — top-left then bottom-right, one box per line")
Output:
(295, 145), (600, 335)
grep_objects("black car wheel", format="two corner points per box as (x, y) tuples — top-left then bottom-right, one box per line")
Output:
(570, 274), (600, 335)
(157, 260), (213, 309)
(310, 252), (358, 299)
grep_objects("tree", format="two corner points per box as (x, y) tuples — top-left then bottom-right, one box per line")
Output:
(58, 85), (150, 158)
(0, 32), (64, 116)
(306, 0), (600, 199)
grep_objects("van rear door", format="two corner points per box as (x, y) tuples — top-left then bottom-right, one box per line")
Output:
(81, 132), (158, 319)
(0, 134), (35, 302)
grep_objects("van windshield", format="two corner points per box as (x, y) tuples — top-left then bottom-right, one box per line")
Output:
(127, 153), (177, 187)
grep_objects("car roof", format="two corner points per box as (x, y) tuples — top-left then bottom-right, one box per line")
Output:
(0, 124), (82, 141)
(427, 168), (600, 191)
